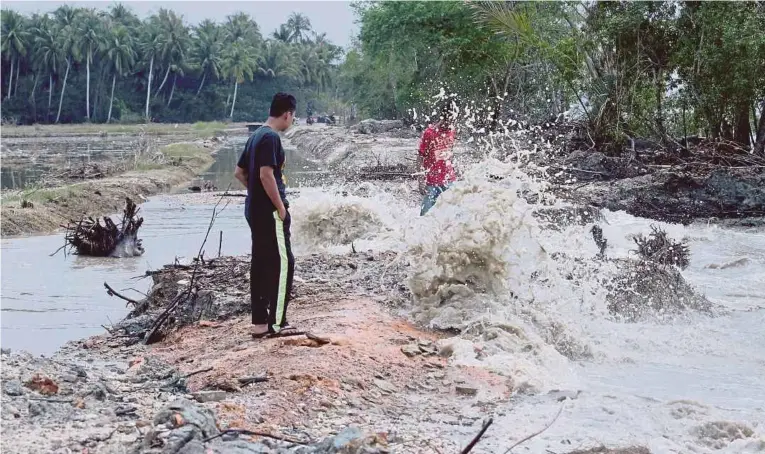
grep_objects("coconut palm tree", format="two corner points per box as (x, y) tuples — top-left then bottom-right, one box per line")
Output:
(286, 12), (312, 44)
(191, 19), (222, 96)
(224, 12), (260, 44)
(52, 5), (79, 123)
(109, 3), (140, 29)
(222, 41), (258, 119)
(74, 8), (106, 120)
(139, 17), (162, 122)
(153, 9), (190, 99)
(102, 25), (136, 122)
(2, 10), (29, 99)
(260, 40), (299, 80)
(32, 15), (63, 120)
(271, 24), (291, 43)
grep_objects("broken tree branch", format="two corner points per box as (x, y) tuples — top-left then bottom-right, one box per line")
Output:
(460, 418), (493, 454)
(202, 429), (309, 445)
(104, 282), (139, 306)
(143, 186), (231, 344)
(504, 404), (564, 454)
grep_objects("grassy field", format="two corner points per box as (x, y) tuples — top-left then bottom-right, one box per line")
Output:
(1, 121), (241, 138)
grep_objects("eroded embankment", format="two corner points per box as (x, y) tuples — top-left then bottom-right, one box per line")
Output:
(286, 120), (765, 225)
(1, 140), (220, 237)
(284, 121), (477, 183)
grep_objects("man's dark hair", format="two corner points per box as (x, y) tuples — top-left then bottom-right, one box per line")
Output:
(269, 92), (297, 117)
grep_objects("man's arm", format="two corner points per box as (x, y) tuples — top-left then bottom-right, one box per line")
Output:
(259, 166), (286, 220)
(234, 165), (248, 188)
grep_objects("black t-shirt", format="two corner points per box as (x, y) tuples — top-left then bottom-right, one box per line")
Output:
(237, 126), (288, 217)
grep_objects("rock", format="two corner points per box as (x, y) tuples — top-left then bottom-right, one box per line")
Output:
(438, 344), (454, 358)
(401, 345), (421, 357)
(191, 390), (227, 403)
(1, 348), (10, 356)
(153, 399), (219, 440)
(60, 374), (78, 383)
(164, 425), (198, 453)
(455, 385), (478, 397)
(565, 448), (651, 454)
(28, 401), (46, 417)
(87, 383), (109, 401)
(25, 374), (59, 396)
(3, 379), (24, 396)
(548, 389), (581, 402)
(373, 379), (396, 395)
(72, 364), (88, 378)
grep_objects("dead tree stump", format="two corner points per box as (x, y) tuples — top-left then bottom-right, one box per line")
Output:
(63, 197), (145, 257)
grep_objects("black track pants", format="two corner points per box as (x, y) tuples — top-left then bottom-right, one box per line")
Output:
(249, 210), (295, 332)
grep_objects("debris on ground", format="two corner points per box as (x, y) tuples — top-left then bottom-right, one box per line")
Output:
(60, 197), (144, 257)
(632, 225), (690, 269)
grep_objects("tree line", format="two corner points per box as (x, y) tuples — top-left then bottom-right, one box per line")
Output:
(1, 5), (342, 124)
(338, 1), (765, 154)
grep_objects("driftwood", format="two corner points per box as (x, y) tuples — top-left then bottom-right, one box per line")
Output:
(59, 198), (144, 257)
(632, 225), (689, 269)
(143, 187), (231, 344)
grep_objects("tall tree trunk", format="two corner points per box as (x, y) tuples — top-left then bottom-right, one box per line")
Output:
(145, 56), (154, 122)
(93, 68), (105, 121)
(14, 59), (20, 96)
(86, 51), (92, 121)
(155, 65), (171, 97)
(107, 74), (116, 123)
(30, 73), (39, 121)
(754, 100), (765, 155)
(655, 69), (667, 143)
(29, 73), (38, 101)
(6, 57), (14, 99)
(167, 73), (177, 107)
(229, 80), (238, 119)
(56, 59), (71, 124)
(196, 71), (207, 96)
(733, 100), (751, 147)
(47, 74), (54, 121)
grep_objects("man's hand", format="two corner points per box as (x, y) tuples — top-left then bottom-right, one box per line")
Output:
(234, 166), (248, 188)
(260, 166), (287, 221)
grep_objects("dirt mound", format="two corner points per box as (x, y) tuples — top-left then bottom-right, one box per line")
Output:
(350, 119), (404, 134)
(604, 259), (714, 322)
(107, 251), (412, 345)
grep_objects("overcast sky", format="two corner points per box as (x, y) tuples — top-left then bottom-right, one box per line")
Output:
(5, 0), (359, 48)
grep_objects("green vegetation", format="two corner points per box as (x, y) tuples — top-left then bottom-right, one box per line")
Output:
(3, 2), (764, 153)
(338, 1), (765, 153)
(1, 6), (342, 125)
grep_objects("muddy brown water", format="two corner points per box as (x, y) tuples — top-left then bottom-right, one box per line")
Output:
(0, 136), (325, 355)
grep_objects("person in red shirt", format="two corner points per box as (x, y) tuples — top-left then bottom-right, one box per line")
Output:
(418, 105), (457, 215)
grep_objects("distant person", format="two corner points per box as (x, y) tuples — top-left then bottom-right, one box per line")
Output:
(234, 92), (296, 338)
(418, 105), (457, 215)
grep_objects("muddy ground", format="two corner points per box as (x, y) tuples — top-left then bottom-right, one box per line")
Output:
(1, 250), (652, 454)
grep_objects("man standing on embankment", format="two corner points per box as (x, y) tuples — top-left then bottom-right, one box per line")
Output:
(234, 93), (296, 337)
(418, 104), (457, 215)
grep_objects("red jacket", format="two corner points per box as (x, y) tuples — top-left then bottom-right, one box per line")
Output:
(418, 125), (456, 186)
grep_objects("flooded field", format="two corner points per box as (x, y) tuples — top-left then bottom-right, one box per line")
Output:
(1, 135), (187, 190)
(0, 134), (323, 354)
